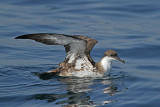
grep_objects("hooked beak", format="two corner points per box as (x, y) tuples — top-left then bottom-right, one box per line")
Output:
(114, 56), (125, 64)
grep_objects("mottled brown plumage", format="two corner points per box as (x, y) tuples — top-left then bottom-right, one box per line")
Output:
(15, 33), (125, 77)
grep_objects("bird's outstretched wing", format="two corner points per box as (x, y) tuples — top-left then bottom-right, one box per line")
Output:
(15, 33), (97, 65)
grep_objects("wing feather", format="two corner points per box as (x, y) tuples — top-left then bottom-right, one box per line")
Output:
(15, 33), (86, 63)
(15, 33), (98, 66)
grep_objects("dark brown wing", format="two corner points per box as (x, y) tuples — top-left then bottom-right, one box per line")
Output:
(75, 35), (98, 65)
(15, 33), (85, 62)
(15, 33), (98, 65)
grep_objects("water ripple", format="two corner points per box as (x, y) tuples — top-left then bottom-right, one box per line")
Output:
(0, 0), (160, 106)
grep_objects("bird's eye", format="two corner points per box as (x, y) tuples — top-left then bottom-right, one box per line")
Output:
(104, 54), (107, 56)
(111, 54), (117, 57)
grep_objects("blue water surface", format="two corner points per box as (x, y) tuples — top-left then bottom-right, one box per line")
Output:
(0, 0), (160, 107)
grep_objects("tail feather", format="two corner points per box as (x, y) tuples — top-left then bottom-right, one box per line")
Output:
(38, 72), (60, 80)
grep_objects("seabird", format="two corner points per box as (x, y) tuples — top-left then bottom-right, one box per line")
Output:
(15, 33), (125, 77)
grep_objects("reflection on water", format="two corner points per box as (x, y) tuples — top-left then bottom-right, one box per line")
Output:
(30, 73), (127, 106)
(2, 0), (160, 106)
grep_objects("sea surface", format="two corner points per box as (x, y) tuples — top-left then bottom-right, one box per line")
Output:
(0, 0), (160, 107)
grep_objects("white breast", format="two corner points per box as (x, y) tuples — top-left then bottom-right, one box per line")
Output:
(100, 56), (113, 75)
(72, 70), (103, 77)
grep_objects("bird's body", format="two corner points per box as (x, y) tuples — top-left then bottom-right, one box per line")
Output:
(15, 33), (125, 77)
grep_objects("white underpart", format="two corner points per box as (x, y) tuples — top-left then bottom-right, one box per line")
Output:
(101, 56), (115, 75)
(66, 56), (116, 77)
(72, 70), (103, 77)
(72, 56), (103, 77)
(75, 56), (93, 70)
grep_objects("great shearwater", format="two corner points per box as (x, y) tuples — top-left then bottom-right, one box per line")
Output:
(15, 33), (125, 77)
